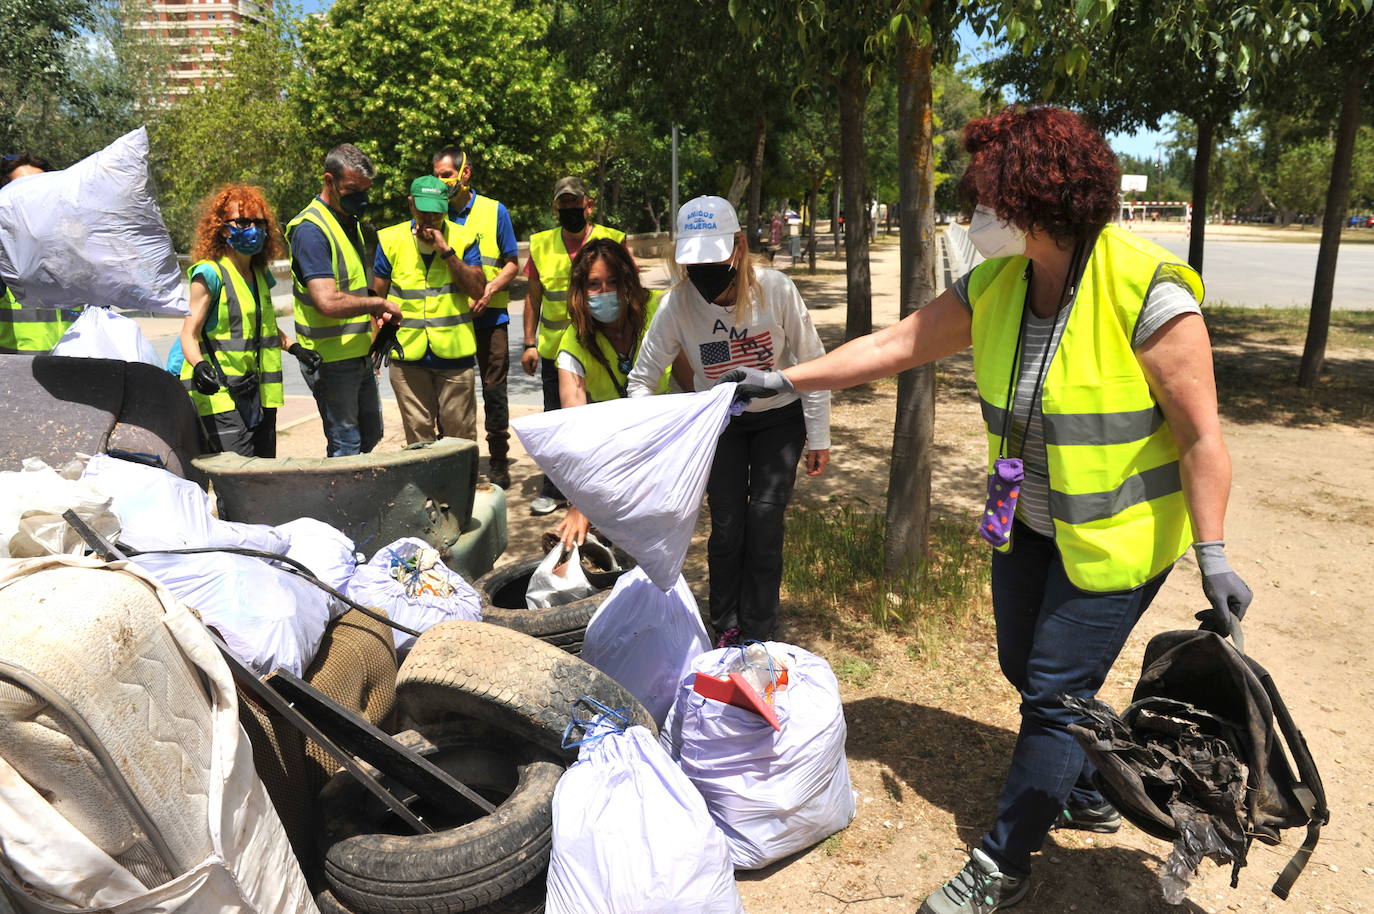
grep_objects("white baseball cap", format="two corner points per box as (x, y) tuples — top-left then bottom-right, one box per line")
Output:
(674, 196), (740, 264)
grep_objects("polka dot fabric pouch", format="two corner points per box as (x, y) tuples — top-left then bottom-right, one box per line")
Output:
(979, 457), (1023, 546)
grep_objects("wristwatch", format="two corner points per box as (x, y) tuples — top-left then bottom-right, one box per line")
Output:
(441, 248), (458, 259)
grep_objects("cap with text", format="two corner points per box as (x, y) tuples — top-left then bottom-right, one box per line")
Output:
(674, 195), (740, 264)
(410, 175), (450, 213)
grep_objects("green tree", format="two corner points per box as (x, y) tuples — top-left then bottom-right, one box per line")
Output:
(1267, 137), (1335, 220)
(298, 0), (597, 233)
(152, 8), (314, 247)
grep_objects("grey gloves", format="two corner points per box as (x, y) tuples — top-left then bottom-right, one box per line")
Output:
(717, 366), (795, 401)
(1193, 540), (1253, 640)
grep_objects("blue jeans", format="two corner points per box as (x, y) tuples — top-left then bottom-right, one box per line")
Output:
(301, 356), (383, 457)
(980, 522), (1170, 878)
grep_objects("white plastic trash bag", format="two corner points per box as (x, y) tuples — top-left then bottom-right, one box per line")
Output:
(275, 517), (357, 618)
(81, 453), (287, 554)
(582, 568), (711, 727)
(661, 642), (857, 870)
(511, 384), (738, 590)
(345, 537), (481, 656)
(0, 127), (188, 315)
(50, 306), (160, 366)
(526, 542), (596, 609)
(547, 725), (744, 914)
(0, 458), (118, 558)
(132, 550), (332, 677)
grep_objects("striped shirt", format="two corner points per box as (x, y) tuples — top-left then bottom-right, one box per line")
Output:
(954, 274), (1200, 536)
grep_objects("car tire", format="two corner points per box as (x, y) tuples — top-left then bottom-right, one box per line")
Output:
(395, 621), (656, 760)
(474, 558), (628, 656)
(319, 722), (560, 914)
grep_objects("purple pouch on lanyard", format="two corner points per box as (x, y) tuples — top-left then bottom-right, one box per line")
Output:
(979, 457), (1023, 547)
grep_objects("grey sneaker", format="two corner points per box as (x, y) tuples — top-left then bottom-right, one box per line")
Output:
(917, 849), (1029, 914)
(529, 495), (561, 516)
(1051, 799), (1121, 834)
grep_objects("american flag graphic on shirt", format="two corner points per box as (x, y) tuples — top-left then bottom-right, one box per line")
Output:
(698, 330), (774, 380)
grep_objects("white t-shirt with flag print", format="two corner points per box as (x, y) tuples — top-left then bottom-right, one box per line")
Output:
(627, 267), (831, 449)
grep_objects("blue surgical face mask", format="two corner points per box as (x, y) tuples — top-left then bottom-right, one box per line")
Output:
(587, 291), (622, 324)
(227, 224), (265, 255)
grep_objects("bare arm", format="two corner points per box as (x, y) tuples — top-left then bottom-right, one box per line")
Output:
(521, 275), (544, 375)
(178, 277), (214, 366)
(558, 366), (588, 408)
(1137, 312), (1229, 542)
(783, 287), (972, 391)
(304, 275), (399, 321)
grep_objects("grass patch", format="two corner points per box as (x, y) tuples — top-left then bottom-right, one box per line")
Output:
(1203, 305), (1374, 352)
(782, 498), (990, 657)
(830, 654), (876, 688)
(820, 833), (844, 856)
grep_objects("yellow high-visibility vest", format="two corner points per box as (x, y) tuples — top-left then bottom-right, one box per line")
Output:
(0, 284), (78, 353)
(556, 290), (670, 402)
(968, 225), (1204, 592)
(376, 219), (476, 361)
(178, 258), (284, 417)
(528, 223), (626, 358)
(286, 198), (372, 362)
(453, 193), (508, 312)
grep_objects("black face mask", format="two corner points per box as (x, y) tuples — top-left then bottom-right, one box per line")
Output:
(557, 206), (588, 233)
(339, 190), (370, 218)
(685, 263), (737, 304)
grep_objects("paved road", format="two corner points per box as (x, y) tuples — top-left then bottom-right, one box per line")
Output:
(1140, 232), (1374, 310)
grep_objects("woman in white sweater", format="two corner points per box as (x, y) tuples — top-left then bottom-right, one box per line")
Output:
(628, 196), (831, 646)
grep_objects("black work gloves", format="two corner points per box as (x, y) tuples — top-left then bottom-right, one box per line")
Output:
(288, 342), (323, 372)
(192, 359), (225, 395)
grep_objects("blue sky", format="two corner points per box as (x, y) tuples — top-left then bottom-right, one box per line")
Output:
(288, 3), (1170, 160)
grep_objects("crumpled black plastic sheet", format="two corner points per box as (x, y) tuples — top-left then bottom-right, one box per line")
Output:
(1064, 695), (1250, 903)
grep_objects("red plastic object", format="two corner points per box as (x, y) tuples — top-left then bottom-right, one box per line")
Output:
(692, 672), (782, 731)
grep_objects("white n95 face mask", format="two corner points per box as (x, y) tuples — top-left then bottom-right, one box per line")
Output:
(968, 204), (1027, 259)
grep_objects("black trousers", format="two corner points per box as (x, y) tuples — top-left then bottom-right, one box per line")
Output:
(705, 399), (806, 641)
(201, 406), (277, 457)
(538, 356), (565, 500)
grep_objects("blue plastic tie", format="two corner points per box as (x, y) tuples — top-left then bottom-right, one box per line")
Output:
(560, 695), (630, 750)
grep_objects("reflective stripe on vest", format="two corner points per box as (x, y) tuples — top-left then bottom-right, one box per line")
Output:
(453, 194), (510, 313)
(377, 219), (476, 362)
(179, 258), (284, 417)
(528, 223), (626, 358)
(0, 286), (77, 353)
(967, 225), (1203, 592)
(287, 199), (372, 362)
(556, 290), (668, 403)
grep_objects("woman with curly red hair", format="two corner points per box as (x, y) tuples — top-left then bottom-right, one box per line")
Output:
(721, 106), (1250, 913)
(174, 184), (313, 456)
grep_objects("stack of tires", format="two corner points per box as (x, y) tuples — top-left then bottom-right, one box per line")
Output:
(313, 621), (656, 914)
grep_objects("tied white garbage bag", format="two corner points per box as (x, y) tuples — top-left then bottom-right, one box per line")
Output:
(582, 568), (711, 727)
(345, 537), (481, 656)
(80, 453), (288, 554)
(0, 127), (187, 314)
(547, 724), (744, 914)
(0, 458), (117, 558)
(526, 542), (596, 609)
(274, 517), (357, 618)
(511, 384), (738, 590)
(662, 642), (856, 870)
(50, 306), (161, 366)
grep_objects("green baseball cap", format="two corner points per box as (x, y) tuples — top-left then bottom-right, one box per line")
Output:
(410, 175), (450, 213)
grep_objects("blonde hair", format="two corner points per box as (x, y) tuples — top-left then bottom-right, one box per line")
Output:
(667, 231), (768, 326)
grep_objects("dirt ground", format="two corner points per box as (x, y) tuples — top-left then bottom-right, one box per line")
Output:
(279, 235), (1374, 914)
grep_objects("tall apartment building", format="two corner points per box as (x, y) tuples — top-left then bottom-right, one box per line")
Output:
(132, 0), (271, 95)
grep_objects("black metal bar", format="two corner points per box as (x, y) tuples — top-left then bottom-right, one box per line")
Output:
(268, 671), (497, 817)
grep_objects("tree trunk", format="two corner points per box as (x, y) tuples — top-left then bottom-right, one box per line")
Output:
(726, 164), (748, 208)
(747, 114), (768, 252)
(1187, 118), (1215, 272)
(808, 180), (819, 273)
(884, 20), (938, 578)
(1298, 68), (1365, 389)
(832, 184), (841, 254)
(837, 52), (873, 341)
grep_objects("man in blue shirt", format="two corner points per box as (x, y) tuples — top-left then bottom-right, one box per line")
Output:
(433, 147), (519, 488)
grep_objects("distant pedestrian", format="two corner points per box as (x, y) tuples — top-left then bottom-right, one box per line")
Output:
(285, 144), (401, 457)
(522, 176), (630, 516)
(371, 176), (488, 445)
(628, 195), (831, 648)
(432, 147), (520, 488)
(0, 154), (78, 352)
(175, 184), (294, 457)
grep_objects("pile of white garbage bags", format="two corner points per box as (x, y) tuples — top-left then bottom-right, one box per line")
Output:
(0, 454), (483, 676)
